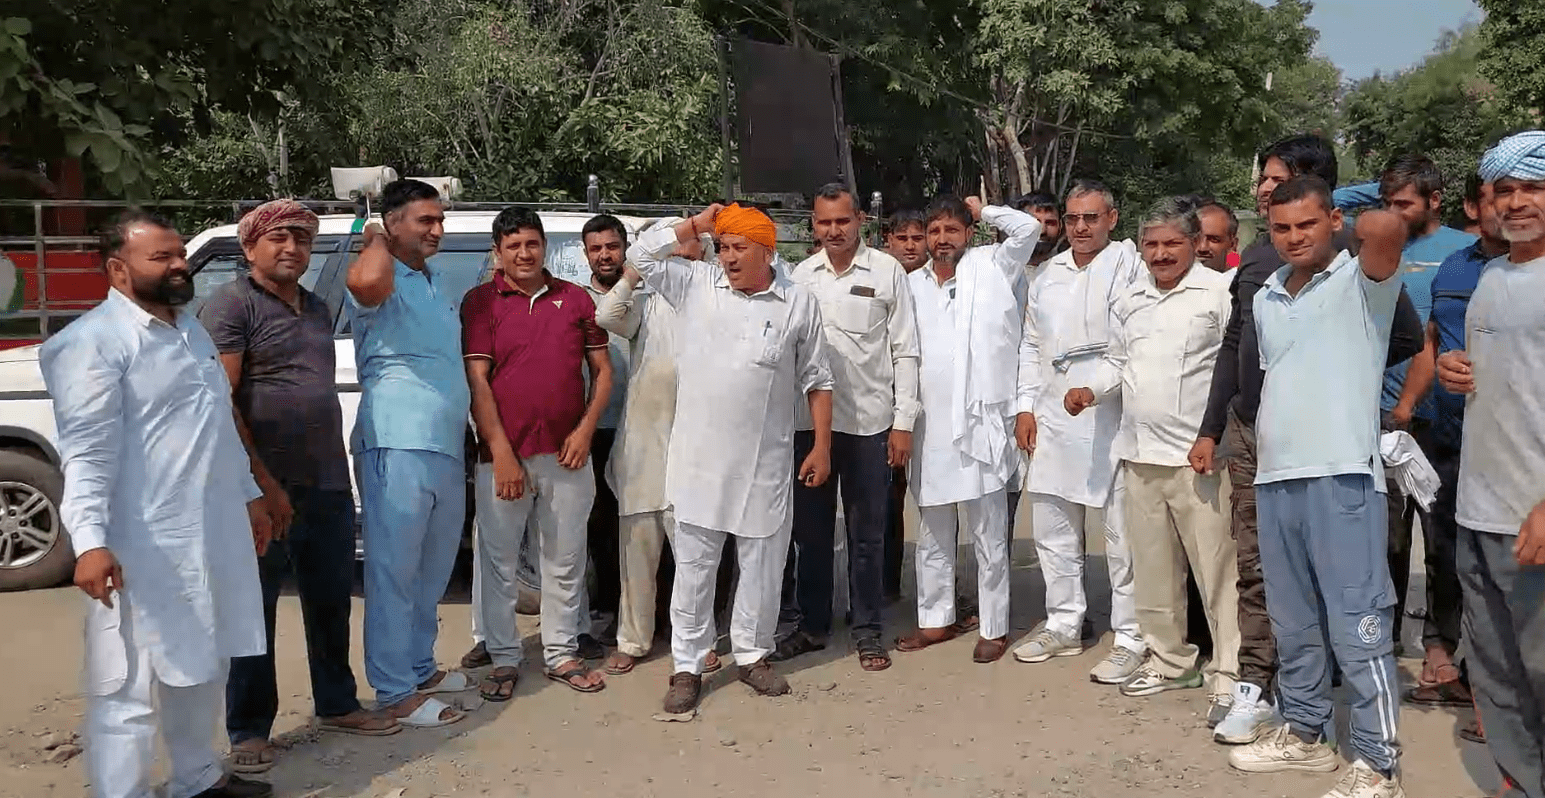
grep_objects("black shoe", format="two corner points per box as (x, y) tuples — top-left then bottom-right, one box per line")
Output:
(193, 775), (273, 798)
(577, 633), (605, 661)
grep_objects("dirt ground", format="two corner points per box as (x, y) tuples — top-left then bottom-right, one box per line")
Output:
(0, 513), (1502, 798)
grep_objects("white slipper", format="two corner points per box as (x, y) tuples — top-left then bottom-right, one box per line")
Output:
(399, 697), (465, 728)
(418, 670), (471, 695)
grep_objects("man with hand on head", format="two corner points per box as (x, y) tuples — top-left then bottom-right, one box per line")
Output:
(774, 183), (920, 673)
(628, 202), (833, 715)
(895, 194), (1041, 665)
(1437, 130), (1545, 798)
(1061, 197), (1242, 709)
(1226, 175), (1409, 798)
(462, 208), (613, 698)
(345, 179), (472, 728)
(202, 201), (396, 775)
(43, 210), (275, 798)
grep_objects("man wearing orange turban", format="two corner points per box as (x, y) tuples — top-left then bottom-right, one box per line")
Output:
(626, 202), (835, 716)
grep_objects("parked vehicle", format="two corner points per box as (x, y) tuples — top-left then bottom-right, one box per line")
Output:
(0, 209), (651, 591)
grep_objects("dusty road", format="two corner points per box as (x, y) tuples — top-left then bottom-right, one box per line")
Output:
(0, 521), (1501, 798)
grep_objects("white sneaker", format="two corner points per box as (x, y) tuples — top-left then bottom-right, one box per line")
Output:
(1089, 645), (1145, 684)
(1228, 724), (1339, 774)
(1321, 760), (1404, 798)
(1215, 682), (1279, 744)
(1119, 664), (1202, 696)
(1012, 627), (1083, 663)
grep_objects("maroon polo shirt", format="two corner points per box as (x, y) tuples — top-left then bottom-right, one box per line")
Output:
(462, 270), (608, 460)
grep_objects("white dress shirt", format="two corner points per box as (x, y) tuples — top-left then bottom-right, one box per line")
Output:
(1017, 239), (1144, 507)
(1086, 264), (1234, 467)
(909, 205), (1043, 507)
(39, 289), (265, 694)
(597, 277), (678, 516)
(790, 243), (921, 435)
(628, 226), (834, 538)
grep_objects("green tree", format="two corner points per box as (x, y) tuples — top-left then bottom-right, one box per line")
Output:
(1476, 0), (1545, 118)
(0, 0), (391, 194)
(1342, 26), (1531, 218)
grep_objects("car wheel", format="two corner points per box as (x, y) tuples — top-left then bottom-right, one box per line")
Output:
(0, 449), (72, 591)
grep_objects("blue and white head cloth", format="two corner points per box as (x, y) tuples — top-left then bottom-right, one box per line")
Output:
(1478, 130), (1545, 183)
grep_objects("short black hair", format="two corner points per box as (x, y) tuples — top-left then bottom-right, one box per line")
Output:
(884, 209), (925, 235)
(812, 182), (860, 214)
(1268, 174), (1335, 213)
(1195, 200), (1240, 238)
(1013, 192), (1058, 213)
(492, 206), (546, 244)
(924, 195), (973, 229)
(1258, 134), (1340, 188)
(381, 178), (441, 219)
(582, 213), (626, 245)
(1464, 170), (1484, 205)
(1380, 154), (1443, 200)
(100, 208), (176, 260)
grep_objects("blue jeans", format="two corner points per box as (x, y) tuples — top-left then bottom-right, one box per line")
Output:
(358, 448), (466, 708)
(227, 487), (361, 743)
(1257, 474), (1401, 774)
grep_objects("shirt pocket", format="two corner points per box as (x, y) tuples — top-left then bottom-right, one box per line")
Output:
(831, 293), (884, 335)
(752, 319), (789, 368)
(1185, 314), (1222, 356)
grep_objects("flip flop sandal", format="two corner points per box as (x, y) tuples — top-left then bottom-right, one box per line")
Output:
(950, 615), (981, 634)
(479, 669), (520, 702)
(461, 642), (493, 669)
(604, 653), (637, 675)
(399, 697), (466, 729)
(857, 639), (892, 672)
(546, 664), (606, 693)
(1405, 680), (1472, 708)
(228, 742), (276, 774)
(895, 627), (958, 652)
(703, 651), (723, 674)
(769, 631), (826, 663)
(1459, 719), (1486, 744)
(318, 713), (403, 736)
(418, 670), (471, 695)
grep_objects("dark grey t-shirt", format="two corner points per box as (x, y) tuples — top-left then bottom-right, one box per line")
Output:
(198, 276), (351, 491)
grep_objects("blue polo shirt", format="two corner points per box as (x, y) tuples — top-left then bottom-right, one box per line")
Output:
(1253, 251), (1403, 489)
(1428, 241), (1491, 451)
(1381, 226), (1476, 418)
(347, 259), (471, 459)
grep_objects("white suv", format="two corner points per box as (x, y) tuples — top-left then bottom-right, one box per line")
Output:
(0, 209), (649, 590)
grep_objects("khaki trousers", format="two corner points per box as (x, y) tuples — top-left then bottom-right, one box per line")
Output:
(615, 509), (675, 657)
(1124, 461), (1241, 694)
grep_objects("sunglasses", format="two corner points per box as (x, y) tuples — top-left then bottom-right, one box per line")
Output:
(1061, 212), (1107, 227)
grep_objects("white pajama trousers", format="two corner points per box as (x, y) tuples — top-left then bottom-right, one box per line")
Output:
(1029, 472), (1145, 653)
(670, 519), (790, 674)
(86, 625), (225, 798)
(914, 490), (1011, 640)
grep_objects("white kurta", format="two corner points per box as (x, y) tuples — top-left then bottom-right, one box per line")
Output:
(627, 226), (834, 538)
(597, 277), (678, 516)
(1017, 240), (1144, 507)
(39, 289), (265, 696)
(909, 205), (1043, 507)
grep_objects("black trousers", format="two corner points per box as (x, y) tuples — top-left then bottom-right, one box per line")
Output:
(588, 428), (621, 617)
(227, 487), (361, 744)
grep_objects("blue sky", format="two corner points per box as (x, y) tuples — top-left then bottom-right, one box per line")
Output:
(1280, 0), (1483, 80)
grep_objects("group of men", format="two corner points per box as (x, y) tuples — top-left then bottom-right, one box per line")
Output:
(40, 128), (1545, 798)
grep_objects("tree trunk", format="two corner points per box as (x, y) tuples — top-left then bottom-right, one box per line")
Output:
(781, 0), (806, 48)
(982, 126), (1003, 204)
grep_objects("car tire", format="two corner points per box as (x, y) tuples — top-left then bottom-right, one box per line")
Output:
(0, 449), (72, 591)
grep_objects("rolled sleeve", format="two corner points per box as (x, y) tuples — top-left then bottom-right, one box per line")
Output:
(39, 329), (127, 557)
(983, 205), (1043, 281)
(627, 226), (701, 309)
(796, 301), (836, 395)
(596, 278), (643, 338)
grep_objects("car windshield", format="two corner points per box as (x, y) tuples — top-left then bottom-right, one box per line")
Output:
(185, 251), (330, 317)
